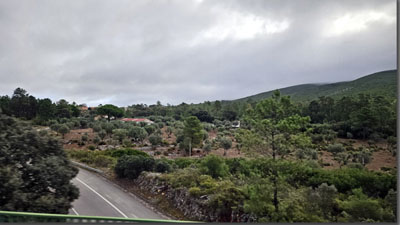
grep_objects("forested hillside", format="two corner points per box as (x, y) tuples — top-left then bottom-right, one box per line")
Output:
(233, 70), (397, 103)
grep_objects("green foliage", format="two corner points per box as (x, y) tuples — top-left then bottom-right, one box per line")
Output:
(97, 104), (124, 122)
(337, 188), (393, 222)
(199, 155), (229, 179)
(182, 116), (204, 154)
(208, 180), (247, 221)
(114, 155), (155, 179)
(154, 160), (171, 173)
(0, 114), (79, 213)
(98, 129), (107, 140)
(174, 158), (198, 169)
(164, 167), (201, 188)
(148, 134), (162, 147)
(81, 133), (88, 142)
(105, 148), (149, 158)
(127, 126), (148, 143)
(112, 128), (128, 143)
(327, 143), (344, 154)
(305, 183), (338, 220)
(307, 168), (395, 198)
(240, 91), (311, 159)
(58, 124), (70, 138)
(236, 70), (396, 103)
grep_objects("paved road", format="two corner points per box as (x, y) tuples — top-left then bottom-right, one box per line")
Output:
(68, 168), (165, 219)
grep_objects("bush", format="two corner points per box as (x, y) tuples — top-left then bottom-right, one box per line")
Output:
(114, 155), (155, 179)
(93, 155), (115, 168)
(155, 160), (171, 173)
(174, 157), (197, 169)
(189, 187), (202, 197)
(105, 148), (149, 158)
(199, 154), (229, 179)
(327, 143), (344, 154)
(164, 167), (201, 188)
(149, 134), (162, 147)
(87, 145), (96, 151)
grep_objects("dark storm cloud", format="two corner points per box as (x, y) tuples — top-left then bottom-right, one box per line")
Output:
(0, 0), (396, 106)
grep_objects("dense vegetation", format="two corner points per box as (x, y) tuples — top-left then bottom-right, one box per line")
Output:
(0, 114), (79, 214)
(235, 70), (397, 102)
(68, 149), (396, 222)
(0, 69), (397, 222)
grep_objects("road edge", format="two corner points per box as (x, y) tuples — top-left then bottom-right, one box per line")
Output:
(70, 160), (174, 221)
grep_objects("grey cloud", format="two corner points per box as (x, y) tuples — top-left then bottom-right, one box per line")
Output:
(0, 0), (396, 106)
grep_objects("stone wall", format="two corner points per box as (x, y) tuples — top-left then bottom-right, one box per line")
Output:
(133, 172), (256, 222)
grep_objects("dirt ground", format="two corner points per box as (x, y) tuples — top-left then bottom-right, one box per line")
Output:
(366, 150), (397, 171)
(63, 128), (95, 149)
(61, 127), (396, 172)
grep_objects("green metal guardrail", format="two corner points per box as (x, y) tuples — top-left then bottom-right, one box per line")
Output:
(0, 211), (200, 223)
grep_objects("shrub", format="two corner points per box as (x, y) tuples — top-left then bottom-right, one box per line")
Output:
(174, 158), (197, 169)
(105, 148), (149, 158)
(149, 134), (162, 147)
(199, 154), (229, 179)
(122, 139), (132, 147)
(155, 160), (171, 173)
(87, 145), (96, 151)
(327, 143), (344, 154)
(114, 155), (155, 179)
(93, 155), (115, 168)
(164, 167), (201, 188)
(189, 187), (202, 197)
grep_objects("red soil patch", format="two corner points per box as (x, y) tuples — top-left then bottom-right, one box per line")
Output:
(161, 127), (176, 144)
(63, 128), (95, 149)
(366, 150), (397, 171)
(319, 151), (340, 170)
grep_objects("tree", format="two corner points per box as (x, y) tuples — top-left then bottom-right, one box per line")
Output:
(166, 126), (174, 138)
(222, 109), (237, 121)
(128, 126), (148, 143)
(182, 116), (204, 156)
(98, 130), (107, 140)
(306, 183), (338, 220)
(0, 114), (79, 213)
(55, 99), (72, 118)
(9, 88), (37, 119)
(199, 154), (228, 179)
(219, 136), (232, 156)
(97, 104), (124, 122)
(148, 134), (162, 149)
(337, 188), (388, 222)
(93, 135), (101, 146)
(239, 91), (311, 218)
(58, 124), (70, 138)
(37, 98), (55, 121)
(112, 129), (128, 144)
(193, 110), (214, 123)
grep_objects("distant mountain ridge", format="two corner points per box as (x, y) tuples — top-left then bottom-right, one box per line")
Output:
(232, 69), (397, 103)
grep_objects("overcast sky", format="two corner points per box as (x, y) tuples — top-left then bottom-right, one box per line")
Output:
(0, 0), (396, 106)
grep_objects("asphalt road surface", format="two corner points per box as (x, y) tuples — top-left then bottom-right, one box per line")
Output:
(68, 168), (165, 220)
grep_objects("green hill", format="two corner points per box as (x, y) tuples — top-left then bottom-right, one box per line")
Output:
(233, 70), (397, 103)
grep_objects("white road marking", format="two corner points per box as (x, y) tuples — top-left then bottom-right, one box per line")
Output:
(76, 178), (135, 218)
(71, 208), (79, 215)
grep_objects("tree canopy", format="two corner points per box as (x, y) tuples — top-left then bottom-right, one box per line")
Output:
(97, 104), (124, 121)
(0, 114), (79, 213)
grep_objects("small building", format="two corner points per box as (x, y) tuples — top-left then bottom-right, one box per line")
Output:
(120, 118), (154, 125)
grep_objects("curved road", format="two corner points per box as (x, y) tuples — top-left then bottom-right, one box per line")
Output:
(68, 168), (166, 220)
